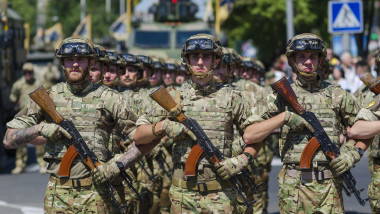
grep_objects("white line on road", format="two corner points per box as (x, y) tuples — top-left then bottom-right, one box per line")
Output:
(0, 200), (43, 214)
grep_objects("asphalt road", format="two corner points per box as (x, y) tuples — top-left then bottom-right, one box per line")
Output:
(0, 146), (373, 214)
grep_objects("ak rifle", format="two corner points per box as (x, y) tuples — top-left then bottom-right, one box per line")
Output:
(150, 85), (261, 211)
(271, 77), (367, 206)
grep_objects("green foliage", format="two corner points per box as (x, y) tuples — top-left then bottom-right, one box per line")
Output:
(223, 0), (329, 62)
(9, 0), (38, 31)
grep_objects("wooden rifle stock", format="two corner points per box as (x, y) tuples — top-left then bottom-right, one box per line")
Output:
(368, 77), (380, 95)
(149, 85), (202, 176)
(29, 86), (79, 177)
(270, 77), (322, 169)
(270, 77), (305, 114)
(29, 86), (64, 123)
(360, 73), (375, 87)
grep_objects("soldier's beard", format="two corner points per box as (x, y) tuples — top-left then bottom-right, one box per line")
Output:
(65, 67), (89, 84)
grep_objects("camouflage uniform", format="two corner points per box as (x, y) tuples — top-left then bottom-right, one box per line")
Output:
(9, 65), (45, 174)
(252, 77), (359, 213)
(355, 92), (380, 213)
(137, 79), (252, 213)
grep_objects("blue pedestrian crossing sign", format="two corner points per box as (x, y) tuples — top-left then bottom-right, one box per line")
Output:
(328, 0), (363, 34)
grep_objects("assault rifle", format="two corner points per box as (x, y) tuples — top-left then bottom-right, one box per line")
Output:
(271, 77), (368, 206)
(150, 85), (261, 211)
(29, 86), (140, 213)
(361, 73), (380, 95)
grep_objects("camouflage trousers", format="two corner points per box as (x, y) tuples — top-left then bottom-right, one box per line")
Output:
(44, 176), (126, 214)
(169, 184), (237, 214)
(368, 160), (380, 213)
(277, 167), (344, 214)
(15, 144), (46, 169)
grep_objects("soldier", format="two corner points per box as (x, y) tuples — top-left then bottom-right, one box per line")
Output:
(233, 57), (263, 95)
(149, 57), (165, 89)
(175, 63), (188, 86)
(163, 58), (178, 87)
(133, 34), (262, 213)
(214, 47), (233, 86)
(3, 37), (156, 213)
(244, 33), (368, 213)
(348, 52), (380, 213)
(89, 45), (109, 86)
(103, 50), (122, 89)
(9, 62), (46, 174)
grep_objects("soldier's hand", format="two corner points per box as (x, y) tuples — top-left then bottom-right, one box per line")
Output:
(283, 111), (314, 132)
(330, 140), (361, 176)
(215, 155), (248, 180)
(162, 119), (197, 141)
(92, 155), (122, 185)
(38, 123), (71, 141)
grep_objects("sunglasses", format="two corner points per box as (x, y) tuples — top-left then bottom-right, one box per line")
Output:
(23, 70), (33, 74)
(57, 43), (94, 55)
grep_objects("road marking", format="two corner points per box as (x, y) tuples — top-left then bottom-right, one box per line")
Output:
(0, 200), (43, 214)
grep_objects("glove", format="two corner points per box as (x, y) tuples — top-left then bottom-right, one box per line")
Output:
(38, 123), (71, 141)
(283, 111), (314, 133)
(215, 155), (248, 180)
(92, 154), (122, 185)
(162, 119), (197, 141)
(330, 140), (361, 176)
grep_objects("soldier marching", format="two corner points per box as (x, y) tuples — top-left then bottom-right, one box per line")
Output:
(2, 32), (375, 214)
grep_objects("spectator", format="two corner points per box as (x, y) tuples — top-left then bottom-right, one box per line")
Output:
(332, 65), (350, 92)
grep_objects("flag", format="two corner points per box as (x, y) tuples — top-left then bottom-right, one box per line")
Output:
(73, 14), (92, 39)
(109, 13), (128, 42)
(45, 22), (63, 49)
(24, 23), (30, 55)
(220, 0), (234, 24)
(203, 0), (214, 22)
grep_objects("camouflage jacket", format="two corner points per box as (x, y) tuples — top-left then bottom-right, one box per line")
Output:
(7, 82), (137, 178)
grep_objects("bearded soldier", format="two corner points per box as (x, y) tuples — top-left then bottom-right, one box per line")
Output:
(244, 33), (368, 213)
(3, 37), (157, 213)
(133, 34), (262, 213)
(348, 51), (380, 213)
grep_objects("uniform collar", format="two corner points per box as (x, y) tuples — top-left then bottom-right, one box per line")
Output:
(190, 79), (218, 95)
(295, 76), (322, 92)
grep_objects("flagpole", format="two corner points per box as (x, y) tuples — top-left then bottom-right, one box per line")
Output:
(215, 0), (220, 39)
(127, 0), (131, 33)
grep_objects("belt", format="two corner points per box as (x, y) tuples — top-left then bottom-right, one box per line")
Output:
(172, 177), (230, 193)
(286, 169), (333, 180)
(50, 175), (93, 188)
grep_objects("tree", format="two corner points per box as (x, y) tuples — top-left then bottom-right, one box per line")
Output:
(222, 0), (329, 63)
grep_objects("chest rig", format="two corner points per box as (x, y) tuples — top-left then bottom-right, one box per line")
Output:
(43, 83), (113, 162)
(172, 84), (234, 166)
(280, 81), (343, 164)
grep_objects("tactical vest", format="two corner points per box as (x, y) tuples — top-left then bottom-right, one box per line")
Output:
(281, 81), (343, 164)
(173, 84), (234, 181)
(43, 83), (114, 162)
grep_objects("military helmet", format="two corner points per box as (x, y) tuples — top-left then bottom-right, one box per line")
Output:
(181, 34), (223, 60)
(94, 45), (110, 63)
(22, 62), (34, 71)
(242, 57), (254, 69)
(165, 58), (178, 72)
(152, 56), (167, 70)
(56, 36), (96, 58)
(137, 54), (154, 68)
(220, 47), (233, 67)
(253, 59), (265, 73)
(106, 50), (125, 67)
(228, 48), (241, 65)
(286, 33), (326, 60)
(119, 53), (144, 71)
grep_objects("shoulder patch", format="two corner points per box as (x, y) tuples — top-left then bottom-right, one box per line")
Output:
(367, 100), (376, 109)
